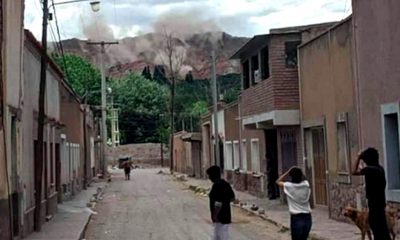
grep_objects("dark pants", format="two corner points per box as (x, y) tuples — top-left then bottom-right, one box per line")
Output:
(290, 213), (312, 240)
(124, 168), (131, 180)
(369, 208), (391, 240)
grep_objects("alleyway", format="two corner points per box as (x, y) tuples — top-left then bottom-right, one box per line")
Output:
(84, 169), (291, 240)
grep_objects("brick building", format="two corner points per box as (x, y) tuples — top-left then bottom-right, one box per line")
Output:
(230, 23), (335, 199)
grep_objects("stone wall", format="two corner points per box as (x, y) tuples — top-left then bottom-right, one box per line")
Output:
(106, 143), (169, 167)
(225, 170), (266, 197)
(232, 172), (248, 192)
(247, 174), (266, 198)
(329, 182), (365, 221)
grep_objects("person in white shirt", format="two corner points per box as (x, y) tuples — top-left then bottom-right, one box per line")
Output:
(276, 167), (312, 240)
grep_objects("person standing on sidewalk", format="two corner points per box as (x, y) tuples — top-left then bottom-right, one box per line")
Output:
(276, 167), (312, 240)
(352, 147), (391, 240)
(207, 165), (235, 240)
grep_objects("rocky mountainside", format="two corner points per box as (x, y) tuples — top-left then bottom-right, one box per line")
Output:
(58, 31), (249, 79)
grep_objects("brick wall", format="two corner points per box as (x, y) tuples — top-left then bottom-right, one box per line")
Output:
(106, 143), (169, 166)
(241, 33), (301, 117)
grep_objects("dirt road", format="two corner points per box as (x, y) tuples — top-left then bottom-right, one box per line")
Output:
(84, 168), (290, 240)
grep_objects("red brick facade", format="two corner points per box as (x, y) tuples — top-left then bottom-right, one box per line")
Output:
(240, 34), (301, 117)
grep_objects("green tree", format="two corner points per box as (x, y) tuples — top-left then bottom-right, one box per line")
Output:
(141, 66), (152, 80)
(110, 73), (169, 144)
(52, 53), (102, 106)
(153, 65), (169, 85)
(184, 71), (194, 83)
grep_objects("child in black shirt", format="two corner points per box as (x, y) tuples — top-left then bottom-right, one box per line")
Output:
(207, 166), (235, 240)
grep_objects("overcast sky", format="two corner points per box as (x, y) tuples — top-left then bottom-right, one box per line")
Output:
(25, 0), (352, 40)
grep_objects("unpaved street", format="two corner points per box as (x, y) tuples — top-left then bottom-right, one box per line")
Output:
(84, 169), (291, 240)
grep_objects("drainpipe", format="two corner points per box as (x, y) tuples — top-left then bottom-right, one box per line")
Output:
(238, 98), (243, 170)
(83, 104), (88, 190)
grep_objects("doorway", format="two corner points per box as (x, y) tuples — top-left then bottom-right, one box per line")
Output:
(10, 116), (20, 237)
(265, 129), (279, 199)
(311, 127), (328, 206)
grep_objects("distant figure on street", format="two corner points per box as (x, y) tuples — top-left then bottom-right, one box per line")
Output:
(267, 156), (279, 200)
(123, 161), (133, 180)
(207, 165), (235, 240)
(352, 147), (391, 240)
(276, 167), (312, 240)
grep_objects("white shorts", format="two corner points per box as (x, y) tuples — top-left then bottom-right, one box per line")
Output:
(212, 223), (230, 240)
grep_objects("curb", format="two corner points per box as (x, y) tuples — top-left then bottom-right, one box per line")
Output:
(80, 183), (109, 240)
(175, 175), (327, 240)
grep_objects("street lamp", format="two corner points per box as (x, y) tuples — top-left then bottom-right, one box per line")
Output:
(52, 0), (101, 11)
(90, 1), (101, 12)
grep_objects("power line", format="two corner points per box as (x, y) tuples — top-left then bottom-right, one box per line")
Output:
(49, 24), (62, 54)
(51, 0), (71, 82)
(342, 0), (349, 19)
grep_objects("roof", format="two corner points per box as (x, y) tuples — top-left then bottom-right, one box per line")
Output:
(269, 21), (338, 34)
(230, 21), (338, 60)
(181, 132), (202, 142)
(299, 16), (352, 49)
(231, 34), (269, 59)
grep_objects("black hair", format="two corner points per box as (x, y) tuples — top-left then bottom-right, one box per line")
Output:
(360, 147), (379, 166)
(206, 165), (221, 181)
(289, 167), (305, 184)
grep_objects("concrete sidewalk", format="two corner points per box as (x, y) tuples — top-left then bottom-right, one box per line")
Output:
(177, 174), (361, 240)
(25, 181), (107, 240)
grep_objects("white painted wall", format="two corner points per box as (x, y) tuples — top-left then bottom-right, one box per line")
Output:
(21, 36), (62, 209)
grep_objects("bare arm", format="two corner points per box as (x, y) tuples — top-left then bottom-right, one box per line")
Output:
(212, 203), (222, 222)
(352, 152), (363, 175)
(276, 167), (293, 187)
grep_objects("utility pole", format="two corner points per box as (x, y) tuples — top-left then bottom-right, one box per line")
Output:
(211, 50), (220, 167)
(34, 0), (49, 231)
(87, 41), (118, 178)
(110, 94), (120, 147)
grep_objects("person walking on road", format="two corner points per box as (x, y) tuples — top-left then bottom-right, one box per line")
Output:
(276, 167), (312, 240)
(123, 160), (133, 180)
(352, 147), (391, 240)
(207, 165), (235, 240)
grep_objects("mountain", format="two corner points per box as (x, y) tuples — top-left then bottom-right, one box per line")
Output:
(57, 31), (249, 79)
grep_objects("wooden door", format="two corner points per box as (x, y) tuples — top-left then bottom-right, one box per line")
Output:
(311, 128), (328, 206)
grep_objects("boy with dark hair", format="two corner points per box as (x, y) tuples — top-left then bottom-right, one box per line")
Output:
(352, 147), (391, 240)
(206, 166), (235, 240)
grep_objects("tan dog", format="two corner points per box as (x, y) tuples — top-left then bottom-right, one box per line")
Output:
(343, 206), (397, 240)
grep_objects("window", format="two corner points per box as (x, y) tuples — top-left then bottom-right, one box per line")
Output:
(251, 139), (260, 172)
(242, 60), (250, 89)
(251, 55), (259, 85)
(260, 46), (270, 79)
(233, 141), (240, 169)
(337, 122), (350, 174)
(242, 140), (247, 171)
(337, 113), (350, 178)
(383, 114), (400, 189)
(285, 41), (301, 68)
(381, 103), (400, 202)
(225, 142), (233, 170)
